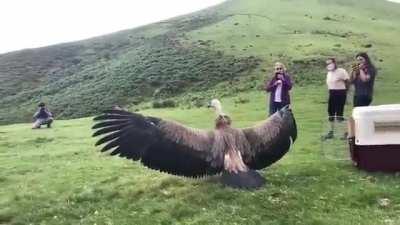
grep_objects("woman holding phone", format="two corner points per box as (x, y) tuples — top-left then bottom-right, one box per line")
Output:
(347, 52), (377, 141)
(265, 62), (293, 115)
(351, 52), (377, 107)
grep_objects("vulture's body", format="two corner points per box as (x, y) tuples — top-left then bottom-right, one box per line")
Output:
(92, 100), (297, 189)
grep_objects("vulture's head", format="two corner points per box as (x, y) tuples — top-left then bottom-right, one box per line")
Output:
(208, 99), (223, 115)
(208, 99), (231, 128)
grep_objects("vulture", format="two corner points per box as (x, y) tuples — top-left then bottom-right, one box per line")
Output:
(92, 99), (297, 189)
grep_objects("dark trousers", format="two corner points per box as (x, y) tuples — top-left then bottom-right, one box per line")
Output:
(269, 102), (286, 115)
(32, 117), (53, 128)
(353, 95), (372, 107)
(328, 90), (347, 121)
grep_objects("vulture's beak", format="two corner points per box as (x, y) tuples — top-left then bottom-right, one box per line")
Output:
(278, 105), (291, 117)
(207, 102), (212, 108)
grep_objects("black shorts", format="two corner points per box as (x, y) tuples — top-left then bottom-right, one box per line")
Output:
(353, 95), (372, 107)
(328, 90), (347, 121)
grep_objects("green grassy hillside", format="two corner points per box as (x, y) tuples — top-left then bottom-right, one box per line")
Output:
(0, 3), (260, 124)
(1, 0), (399, 124)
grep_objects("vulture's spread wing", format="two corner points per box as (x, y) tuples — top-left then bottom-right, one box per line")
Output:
(92, 110), (223, 177)
(241, 106), (297, 170)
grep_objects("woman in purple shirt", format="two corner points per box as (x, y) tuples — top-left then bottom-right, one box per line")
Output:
(265, 62), (293, 115)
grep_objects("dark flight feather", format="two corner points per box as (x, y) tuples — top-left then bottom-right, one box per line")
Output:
(92, 106), (297, 183)
(92, 109), (223, 177)
(241, 106), (297, 170)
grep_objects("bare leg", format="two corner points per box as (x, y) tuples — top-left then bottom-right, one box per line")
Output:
(32, 120), (41, 129)
(323, 117), (335, 140)
(347, 116), (355, 139)
(46, 118), (54, 128)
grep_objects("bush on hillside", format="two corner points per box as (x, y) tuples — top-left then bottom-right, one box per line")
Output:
(234, 97), (250, 104)
(152, 99), (177, 108)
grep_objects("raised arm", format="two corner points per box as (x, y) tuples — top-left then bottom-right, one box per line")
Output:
(33, 110), (39, 119)
(282, 74), (293, 90)
(265, 78), (276, 92)
(350, 64), (358, 83)
(359, 69), (371, 82)
(45, 108), (53, 117)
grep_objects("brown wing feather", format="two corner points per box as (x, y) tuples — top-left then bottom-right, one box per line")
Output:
(158, 121), (215, 152)
(241, 106), (297, 170)
(92, 110), (224, 177)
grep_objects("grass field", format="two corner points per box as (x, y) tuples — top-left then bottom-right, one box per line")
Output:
(1, 86), (400, 225)
(1, 0), (400, 224)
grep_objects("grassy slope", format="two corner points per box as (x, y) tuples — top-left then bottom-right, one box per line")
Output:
(169, 0), (400, 106)
(2, 0), (399, 124)
(1, 0), (400, 224)
(1, 88), (400, 225)
(0, 4), (261, 124)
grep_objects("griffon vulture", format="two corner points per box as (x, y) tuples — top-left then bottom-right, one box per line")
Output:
(92, 99), (297, 189)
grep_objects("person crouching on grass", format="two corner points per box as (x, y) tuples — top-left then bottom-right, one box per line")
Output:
(265, 62), (293, 115)
(32, 102), (54, 129)
(323, 58), (350, 140)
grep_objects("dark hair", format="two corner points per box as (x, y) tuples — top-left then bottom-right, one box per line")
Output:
(38, 102), (45, 107)
(327, 57), (336, 63)
(356, 52), (376, 76)
(327, 57), (337, 69)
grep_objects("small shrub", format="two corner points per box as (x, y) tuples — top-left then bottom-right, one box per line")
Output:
(193, 99), (206, 108)
(323, 16), (337, 21)
(152, 99), (177, 108)
(234, 97), (250, 104)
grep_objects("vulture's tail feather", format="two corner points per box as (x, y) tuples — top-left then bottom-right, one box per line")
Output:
(220, 170), (266, 189)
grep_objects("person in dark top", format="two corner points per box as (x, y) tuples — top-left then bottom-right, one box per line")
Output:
(350, 52), (377, 107)
(347, 53), (377, 141)
(265, 62), (293, 115)
(32, 102), (54, 129)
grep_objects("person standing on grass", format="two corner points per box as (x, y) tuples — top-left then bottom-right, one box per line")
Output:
(323, 58), (350, 140)
(347, 52), (377, 140)
(32, 102), (54, 129)
(265, 62), (293, 115)
(351, 52), (377, 107)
